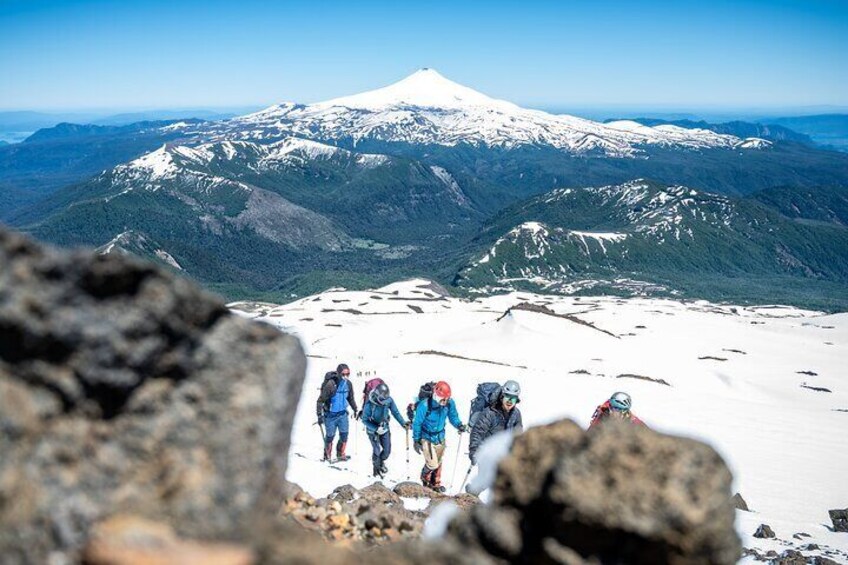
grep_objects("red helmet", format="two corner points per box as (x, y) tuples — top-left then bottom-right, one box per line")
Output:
(433, 381), (451, 401)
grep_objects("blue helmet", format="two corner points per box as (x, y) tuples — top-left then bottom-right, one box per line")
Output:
(609, 392), (632, 412)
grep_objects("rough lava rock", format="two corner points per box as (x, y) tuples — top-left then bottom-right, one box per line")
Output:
(755, 524), (777, 539)
(0, 227), (306, 562)
(394, 481), (441, 499)
(733, 492), (750, 511)
(829, 509), (848, 533)
(445, 419), (742, 564)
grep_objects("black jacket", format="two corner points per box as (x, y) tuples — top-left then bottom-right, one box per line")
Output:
(316, 371), (358, 417)
(469, 399), (523, 461)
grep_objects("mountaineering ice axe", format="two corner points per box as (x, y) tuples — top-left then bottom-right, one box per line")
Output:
(316, 421), (326, 452)
(459, 461), (475, 493)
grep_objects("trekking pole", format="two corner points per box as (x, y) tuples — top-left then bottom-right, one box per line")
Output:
(450, 429), (464, 492)
(352, 414), (358, 457)
(405, 427), (411, 480)
(459, 463), (474, 493)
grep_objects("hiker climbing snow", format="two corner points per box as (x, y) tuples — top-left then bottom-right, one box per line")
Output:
(361, 381), (409, 478)
(589, 391), (647, 429)
(411, 381), (466, 493)
(468, 380), (524, 465)
(316, 363), (358, 462)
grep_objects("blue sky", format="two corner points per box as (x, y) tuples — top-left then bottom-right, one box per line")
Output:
(1, 0), (846, 111)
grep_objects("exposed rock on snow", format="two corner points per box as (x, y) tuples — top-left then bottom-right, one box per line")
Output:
(755, 524), (777, 539)
(444, 418), (741, 564)
(830, 509), (848, 533)
(734, 492), (751, 511)
(0, 227), (306, 562)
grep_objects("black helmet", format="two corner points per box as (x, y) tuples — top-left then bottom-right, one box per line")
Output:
(371, 383), (390, 405)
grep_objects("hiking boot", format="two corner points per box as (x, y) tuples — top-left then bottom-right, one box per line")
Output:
(380, 462), (388, 474)
(336, 441), (348, 461)
(373, 464), (383, 478)
(431, 485), (447, 494)
(322, 441), (333, 462)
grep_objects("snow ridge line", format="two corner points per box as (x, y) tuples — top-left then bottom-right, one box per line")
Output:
(403, 350), (528, 369)
(497, 302), (620, 339)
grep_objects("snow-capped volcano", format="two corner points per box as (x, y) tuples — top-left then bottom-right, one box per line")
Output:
(313, 68), (519, 112)
(222, 69), (766, 157)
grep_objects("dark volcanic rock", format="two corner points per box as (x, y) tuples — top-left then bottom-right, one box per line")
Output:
(0, 227), (306, 562)
(754, 524), (776, 539)
(328, 484), (359, 503)
(733, 492), (750, 511)
(446, 419), (741, 564)
(394, 481), (440, 499)
(829, 508), (848, 532)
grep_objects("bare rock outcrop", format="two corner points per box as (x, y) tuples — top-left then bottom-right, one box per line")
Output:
(0, 227), (306, 562)
(445, 419), (742, 564)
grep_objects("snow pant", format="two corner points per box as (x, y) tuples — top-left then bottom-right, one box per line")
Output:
(368, 430), (392, 471)
(324, 411), (349, 443)
(420, 439), (446, 486)
(324, 411), (349, 458)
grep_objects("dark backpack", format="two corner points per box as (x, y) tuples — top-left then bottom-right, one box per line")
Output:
(406, 381), (435, 422)
(362, 377), (386, 406)
(469, 382), (502, 428)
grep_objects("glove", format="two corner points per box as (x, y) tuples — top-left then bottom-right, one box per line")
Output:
(317, 414), (324, 426)
(355, 410), (362, 421)
(403, 421), (412, 430)
(414, 440), (423, 455)
(458, 424), (468, 433)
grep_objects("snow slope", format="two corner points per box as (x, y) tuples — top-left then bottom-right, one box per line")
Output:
(231, 280), (848, 561)
(222, 69), (766, 157)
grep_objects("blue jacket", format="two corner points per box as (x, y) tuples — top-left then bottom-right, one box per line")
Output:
(362, 398), (406, 434)
(413, 398), (463, 444)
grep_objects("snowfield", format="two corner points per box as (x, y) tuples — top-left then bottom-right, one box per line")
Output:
(230, 279), (848, 561)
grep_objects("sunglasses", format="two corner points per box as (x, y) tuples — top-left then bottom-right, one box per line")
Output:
(341, 371), (350, 376)
(503, 394), (519, 404)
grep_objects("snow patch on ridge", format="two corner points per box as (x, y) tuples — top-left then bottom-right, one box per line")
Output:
(567, 231), (628, 255)
(125, 145), (179, 180)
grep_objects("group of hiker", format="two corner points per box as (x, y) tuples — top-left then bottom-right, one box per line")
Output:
(317, 363), (646, 493)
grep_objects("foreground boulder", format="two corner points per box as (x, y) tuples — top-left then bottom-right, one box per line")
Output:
(0, 228), (306, 561)
(445, 419), (741, 564)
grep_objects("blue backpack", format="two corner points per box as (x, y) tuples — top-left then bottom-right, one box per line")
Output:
(329, 376), (350, 413)
(469, 382), (501, 428)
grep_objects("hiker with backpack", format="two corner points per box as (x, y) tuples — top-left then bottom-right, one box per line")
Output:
(316, 363), (358, 462)
(589, 391), (647, 429)
(361, 382), (409, 478)
(411, 381), (466, 493)
(468, 380), (524, 465)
